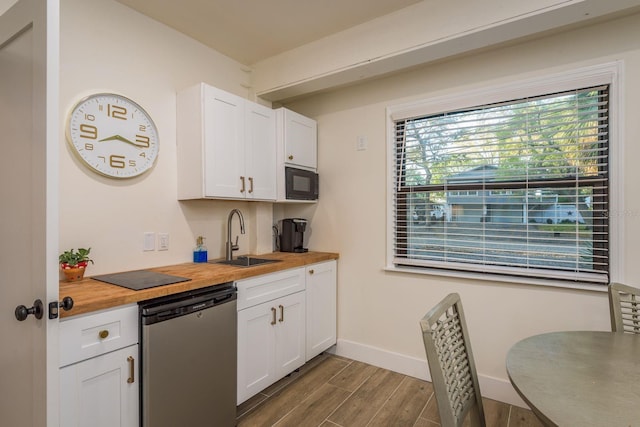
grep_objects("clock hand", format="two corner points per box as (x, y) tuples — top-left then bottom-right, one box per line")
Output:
(98, 134), (146, 148)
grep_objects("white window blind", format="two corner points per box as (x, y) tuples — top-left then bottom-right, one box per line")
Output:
(393, 85), (609, 283)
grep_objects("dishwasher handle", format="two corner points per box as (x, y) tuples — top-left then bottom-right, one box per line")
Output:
(140, 283), (236, 325)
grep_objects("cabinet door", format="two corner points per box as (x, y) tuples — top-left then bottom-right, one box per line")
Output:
(245, 102), (276, 200)
(275, 291), (306, 377)
(203, 86), (245, 198)
(283, 109), (317, 169)
(237, 301), (277, 404)
(306, 261), (337, 361)
(60, 344), (139, 427)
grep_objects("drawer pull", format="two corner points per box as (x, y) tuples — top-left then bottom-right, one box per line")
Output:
(98, 330), (109, 339)
(127, 356), (134, 384)
(309, 269), (314, 275)
(271, 307), (276, 325)
(279, 305), (284, 323)
(240, 176), (246, 193)
(248, 177), (254, 194)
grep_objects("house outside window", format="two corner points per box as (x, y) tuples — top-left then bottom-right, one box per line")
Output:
(387, 64), (621, 285)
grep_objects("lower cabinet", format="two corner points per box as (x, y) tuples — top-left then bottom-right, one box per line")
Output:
(237, 291), (305, 404)
(305, 260), (337, 361)
(236, 260), (337, 404)
(59, 304), (139, 427)
(236, 268), (306, 404)
(60, 345), (139, 427)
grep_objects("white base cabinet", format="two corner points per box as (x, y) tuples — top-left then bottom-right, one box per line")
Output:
(237, 291), (305, 404)
(59, 304), (139, 427)
(305, 260), (337, 361)
(236, 268), (306, 404)
(236, 260), (337, 404)
(60, 344), (139, 427)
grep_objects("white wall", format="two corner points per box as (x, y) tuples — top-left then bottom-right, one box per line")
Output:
(282, 12), (640, 404)
(59, 0), (273, 275)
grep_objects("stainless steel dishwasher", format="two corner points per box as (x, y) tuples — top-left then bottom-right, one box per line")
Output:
(139, 282), (237, 427)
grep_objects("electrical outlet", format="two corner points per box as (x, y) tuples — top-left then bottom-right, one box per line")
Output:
(158, 233), (169, 251)
(143, 232), (156, 251)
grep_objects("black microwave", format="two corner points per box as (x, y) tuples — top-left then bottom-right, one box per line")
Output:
(285, 166), (319, 201)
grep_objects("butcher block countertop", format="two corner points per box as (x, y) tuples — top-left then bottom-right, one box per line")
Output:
(59, 251), (339, 318)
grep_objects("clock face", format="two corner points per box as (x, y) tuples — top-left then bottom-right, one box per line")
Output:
(66, 93), (159, 178)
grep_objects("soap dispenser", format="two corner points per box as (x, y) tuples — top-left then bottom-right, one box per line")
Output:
(193, 236), (208, 263)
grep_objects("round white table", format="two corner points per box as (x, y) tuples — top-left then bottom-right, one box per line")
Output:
(506, 331), (640, 427)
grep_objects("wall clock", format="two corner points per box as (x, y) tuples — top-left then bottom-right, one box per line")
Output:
(66, 93), (159, 178)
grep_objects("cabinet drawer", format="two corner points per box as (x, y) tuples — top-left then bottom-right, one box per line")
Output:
(236, 267), (305, 311)
(59, 304), (138, 367)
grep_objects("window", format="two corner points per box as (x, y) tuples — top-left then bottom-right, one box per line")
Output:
(388, 68), (619, 285)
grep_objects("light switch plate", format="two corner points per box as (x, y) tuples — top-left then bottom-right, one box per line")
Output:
(143, 232), (156, 251)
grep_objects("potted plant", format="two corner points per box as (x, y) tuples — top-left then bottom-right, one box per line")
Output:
(59, 248), (94, 282)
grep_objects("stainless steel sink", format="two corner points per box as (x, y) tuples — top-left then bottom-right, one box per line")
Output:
(212, 256), (281, 267)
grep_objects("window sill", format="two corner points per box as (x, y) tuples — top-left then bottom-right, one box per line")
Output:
(384, 264), (607, 293)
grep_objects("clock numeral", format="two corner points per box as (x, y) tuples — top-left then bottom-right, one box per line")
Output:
(139, 125), (147, 132)
(107, 104), (127, 120)
(79, 124), (97, 139)
(135, 135), (150, 148)
(84, 114), (95, 121)
(129, 160), (136, 167)
(84, 143), (94, 151)
(110, 155), (126, 169)
(139, 152), (146, 158)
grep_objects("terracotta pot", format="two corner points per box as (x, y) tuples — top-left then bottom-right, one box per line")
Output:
(62, 267), (85, 282)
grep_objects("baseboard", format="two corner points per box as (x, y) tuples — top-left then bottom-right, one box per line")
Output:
(331, 338), (528, 408)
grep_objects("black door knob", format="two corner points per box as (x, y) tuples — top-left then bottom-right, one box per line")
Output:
(15, 299), (44, 321)
(60, 296), (74, 311)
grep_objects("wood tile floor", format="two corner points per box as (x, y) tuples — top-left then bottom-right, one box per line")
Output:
(236, 353), (544, 427)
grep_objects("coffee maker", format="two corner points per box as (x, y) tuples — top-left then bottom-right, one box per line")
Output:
(279, 218), (308, 253)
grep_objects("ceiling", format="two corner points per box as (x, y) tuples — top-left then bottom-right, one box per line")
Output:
(115, 0), (422, 65)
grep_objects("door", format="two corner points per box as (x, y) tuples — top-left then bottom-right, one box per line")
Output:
(0, 0), (59, 425)
(283, 108), (317, 169)
(203, 85), (245, 198)
(275, 291), (306, 377)
(245, 102), (276, 200)
(237, 301), (277, 404)
(60, 345), (139, 427)
(305, 261), (337, 361)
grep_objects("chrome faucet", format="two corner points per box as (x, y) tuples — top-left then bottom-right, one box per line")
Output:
(226, 209), (245, 261)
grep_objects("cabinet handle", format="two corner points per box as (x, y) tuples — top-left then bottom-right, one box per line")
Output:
(240, 176), (246, 193)
(279, 305), (284, 323)
(288, 155), (294, 161)
(271, 307), (277, 325)
(127, 356), (134, 384)
(309, 269), (314, 275)
(98, 330), (109, 339)
(248, 177), (254, 194)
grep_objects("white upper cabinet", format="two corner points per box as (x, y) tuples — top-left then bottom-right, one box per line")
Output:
(245, 102), (277, 200)
(177, 83), (276, 201)
(276, 108), (317, 170)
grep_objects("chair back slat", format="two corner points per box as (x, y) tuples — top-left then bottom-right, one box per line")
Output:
(420, 293), (486, 427)
(609, 283), (640, 334)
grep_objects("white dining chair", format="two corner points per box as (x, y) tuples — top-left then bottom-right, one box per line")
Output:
(608, 282), (640, 334)
(419, 293), (486, 427)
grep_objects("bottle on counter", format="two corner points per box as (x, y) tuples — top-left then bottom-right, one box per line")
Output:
(193, 236), (208, 263)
